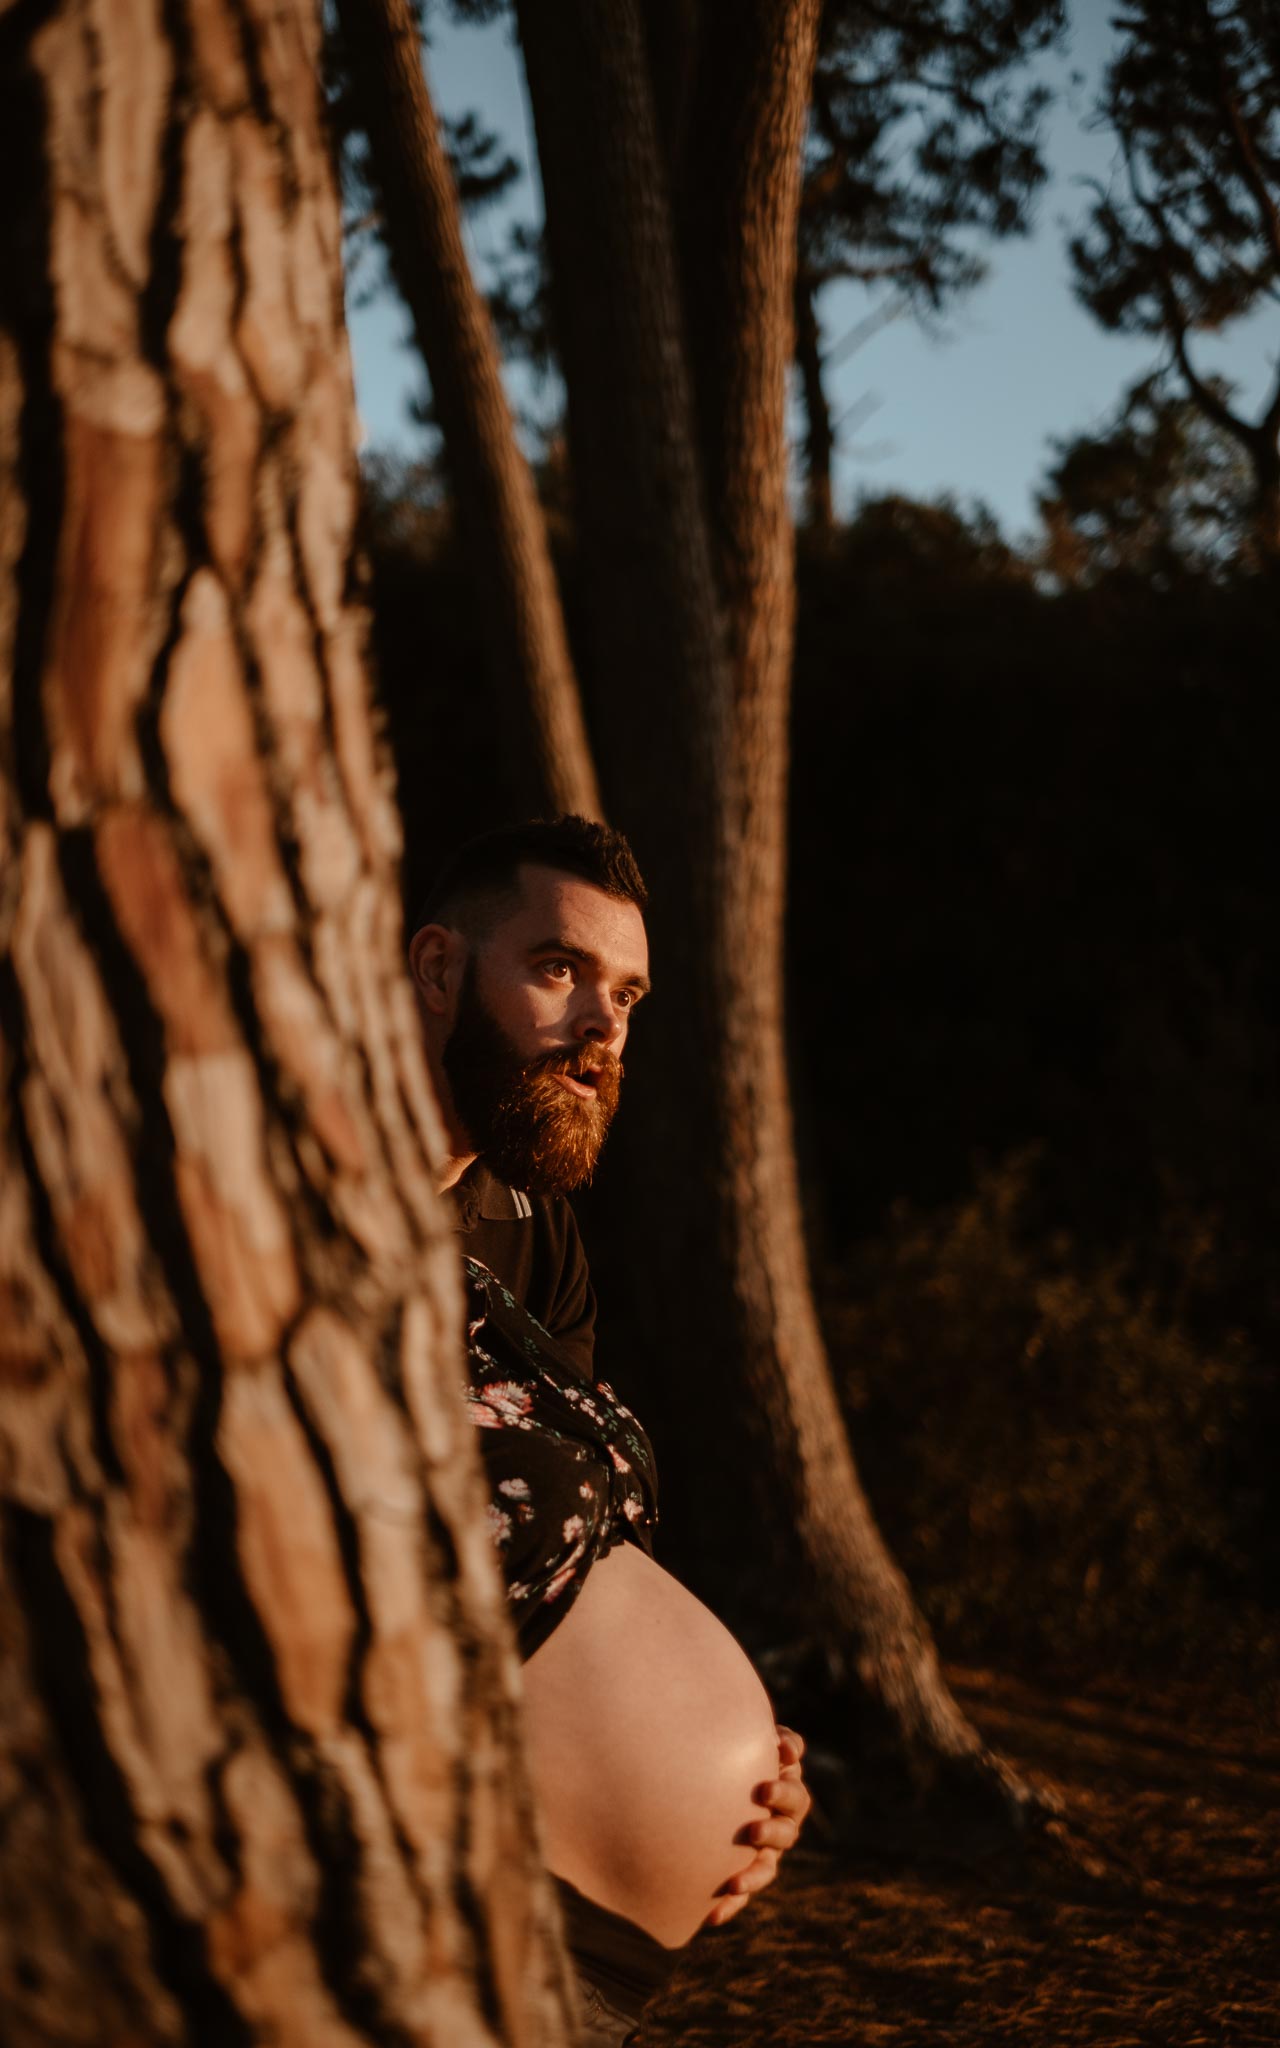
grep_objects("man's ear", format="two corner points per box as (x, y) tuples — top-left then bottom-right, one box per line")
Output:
(409, 922), (464, 1018)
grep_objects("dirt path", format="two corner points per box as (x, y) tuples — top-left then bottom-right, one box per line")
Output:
(640, 1666), (1280, 2047)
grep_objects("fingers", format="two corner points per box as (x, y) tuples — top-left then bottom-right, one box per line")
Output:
(754, 1775), (812, 1824)
(725, 1848), (779, 1896)
(707, 1725), (812, 1937)
(775, 1725), (806, 1764)
(702, 1854), (777, 1931)
(701, 1891), (752, 1930)
(743, 1815), (799, 1853)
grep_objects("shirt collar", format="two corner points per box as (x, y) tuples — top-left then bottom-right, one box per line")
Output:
(449, 1158), (533, 1227)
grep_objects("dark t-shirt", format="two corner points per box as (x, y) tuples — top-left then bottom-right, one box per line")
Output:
(446, 1159), (597, 1384)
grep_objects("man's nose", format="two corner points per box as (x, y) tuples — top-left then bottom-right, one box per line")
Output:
(574, 985), (621, 1044)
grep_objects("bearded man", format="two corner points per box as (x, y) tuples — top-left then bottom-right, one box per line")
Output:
(409, 815), (643, 1378)
(410, 815), (808, 2045)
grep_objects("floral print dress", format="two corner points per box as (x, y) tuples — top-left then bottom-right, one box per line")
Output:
(461, 1255), (660, 1658)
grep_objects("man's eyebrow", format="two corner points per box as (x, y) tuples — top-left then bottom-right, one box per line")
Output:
(529, 936), (652, 995)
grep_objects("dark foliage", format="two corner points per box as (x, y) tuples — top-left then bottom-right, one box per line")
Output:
(789, 506), (1279, 1675)
(1038, 371), (1258, 586)
(804, 0), (1065, 309)
(1069, 0), (1280, 553)
(822, 1154), (1274, 1678)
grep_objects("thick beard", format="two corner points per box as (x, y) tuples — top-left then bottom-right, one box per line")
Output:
(442, 961), (622, 1196)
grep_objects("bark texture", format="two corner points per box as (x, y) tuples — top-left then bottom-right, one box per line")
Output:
(516, 0), (1023, 1817)
(335, 0), (601, 821)
(0, 2), (574, 2039)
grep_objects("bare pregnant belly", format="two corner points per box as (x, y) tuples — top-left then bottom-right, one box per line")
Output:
(520, 1541), (780, 1947)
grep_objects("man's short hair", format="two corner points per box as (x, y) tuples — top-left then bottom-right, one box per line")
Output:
(414, 815), (648, 937)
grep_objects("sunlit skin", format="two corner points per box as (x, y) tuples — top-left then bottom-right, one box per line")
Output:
(410, 864), (649, 1188)
(410, 862), (810, 1930)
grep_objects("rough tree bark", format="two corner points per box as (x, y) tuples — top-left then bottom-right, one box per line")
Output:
(0, 1), (575, 2039)
(514, 0), (1035, 1830)
(333, 0), (601, 820)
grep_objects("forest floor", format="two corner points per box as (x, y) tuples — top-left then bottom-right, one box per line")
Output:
(639, 1664), (1280, 2048)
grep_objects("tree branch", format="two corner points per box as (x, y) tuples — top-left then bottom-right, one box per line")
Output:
(1121, 138), (1256, 453)
(1218, 88), (1280, 273)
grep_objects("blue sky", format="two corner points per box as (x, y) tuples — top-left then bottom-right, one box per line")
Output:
(345, 0), (1278, 546)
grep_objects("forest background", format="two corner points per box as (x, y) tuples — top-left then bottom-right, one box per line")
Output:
(2, 0), (1278, 2038)
(349, 0), (1280, 1696)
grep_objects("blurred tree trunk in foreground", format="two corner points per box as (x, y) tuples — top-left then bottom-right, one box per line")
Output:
(514, 0), (1026, 1827)
(0, 1), (573, 2040)
(332, 0), (600, 821)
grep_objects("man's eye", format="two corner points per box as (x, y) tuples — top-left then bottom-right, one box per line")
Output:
(542, 960), (572, 979)
(614, 990), (634, 1011)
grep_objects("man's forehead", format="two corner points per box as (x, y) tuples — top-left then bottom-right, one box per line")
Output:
(507, 863), (648, 964)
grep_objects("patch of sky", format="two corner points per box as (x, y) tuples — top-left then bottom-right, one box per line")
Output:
(346, 0), (1278, 547)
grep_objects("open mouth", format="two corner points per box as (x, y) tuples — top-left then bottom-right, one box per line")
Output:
(554, 1068), (599, 1100)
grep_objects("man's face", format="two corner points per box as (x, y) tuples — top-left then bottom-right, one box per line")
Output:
(441, 865), (650, 1195)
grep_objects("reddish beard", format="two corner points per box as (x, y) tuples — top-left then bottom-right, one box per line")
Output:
(442, 966), (623, 1195)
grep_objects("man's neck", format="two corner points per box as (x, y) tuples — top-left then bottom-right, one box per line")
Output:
(436, 1149), (479, 1193)
(427, 1062), (477, 1191)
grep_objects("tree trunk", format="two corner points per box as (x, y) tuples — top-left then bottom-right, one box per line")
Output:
(794, 267), (836, 535)
(334, 0), (601, 822)
(0, 2), (575, 2039)
(515, 0), (1032, 1830)
(1252, 429), (1280, 568)
(641, 0), (702, 200)
(513, 0), (730, 824)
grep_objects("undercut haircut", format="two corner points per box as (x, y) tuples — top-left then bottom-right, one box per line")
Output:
(414, 815), (648, 939)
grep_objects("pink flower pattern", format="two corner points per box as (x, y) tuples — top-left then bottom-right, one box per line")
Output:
(461, 1255), (658, 1657)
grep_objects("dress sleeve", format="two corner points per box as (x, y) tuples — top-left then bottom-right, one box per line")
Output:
(461, 1259), (659, 1663)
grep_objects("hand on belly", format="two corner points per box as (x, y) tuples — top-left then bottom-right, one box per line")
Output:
(520, 1541), (783, 1948)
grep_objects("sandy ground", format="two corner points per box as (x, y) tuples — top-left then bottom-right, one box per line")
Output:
(638, 1665), (1280, 2048)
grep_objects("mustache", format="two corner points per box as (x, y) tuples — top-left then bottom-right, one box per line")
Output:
(529, 1046), (624, 1086)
